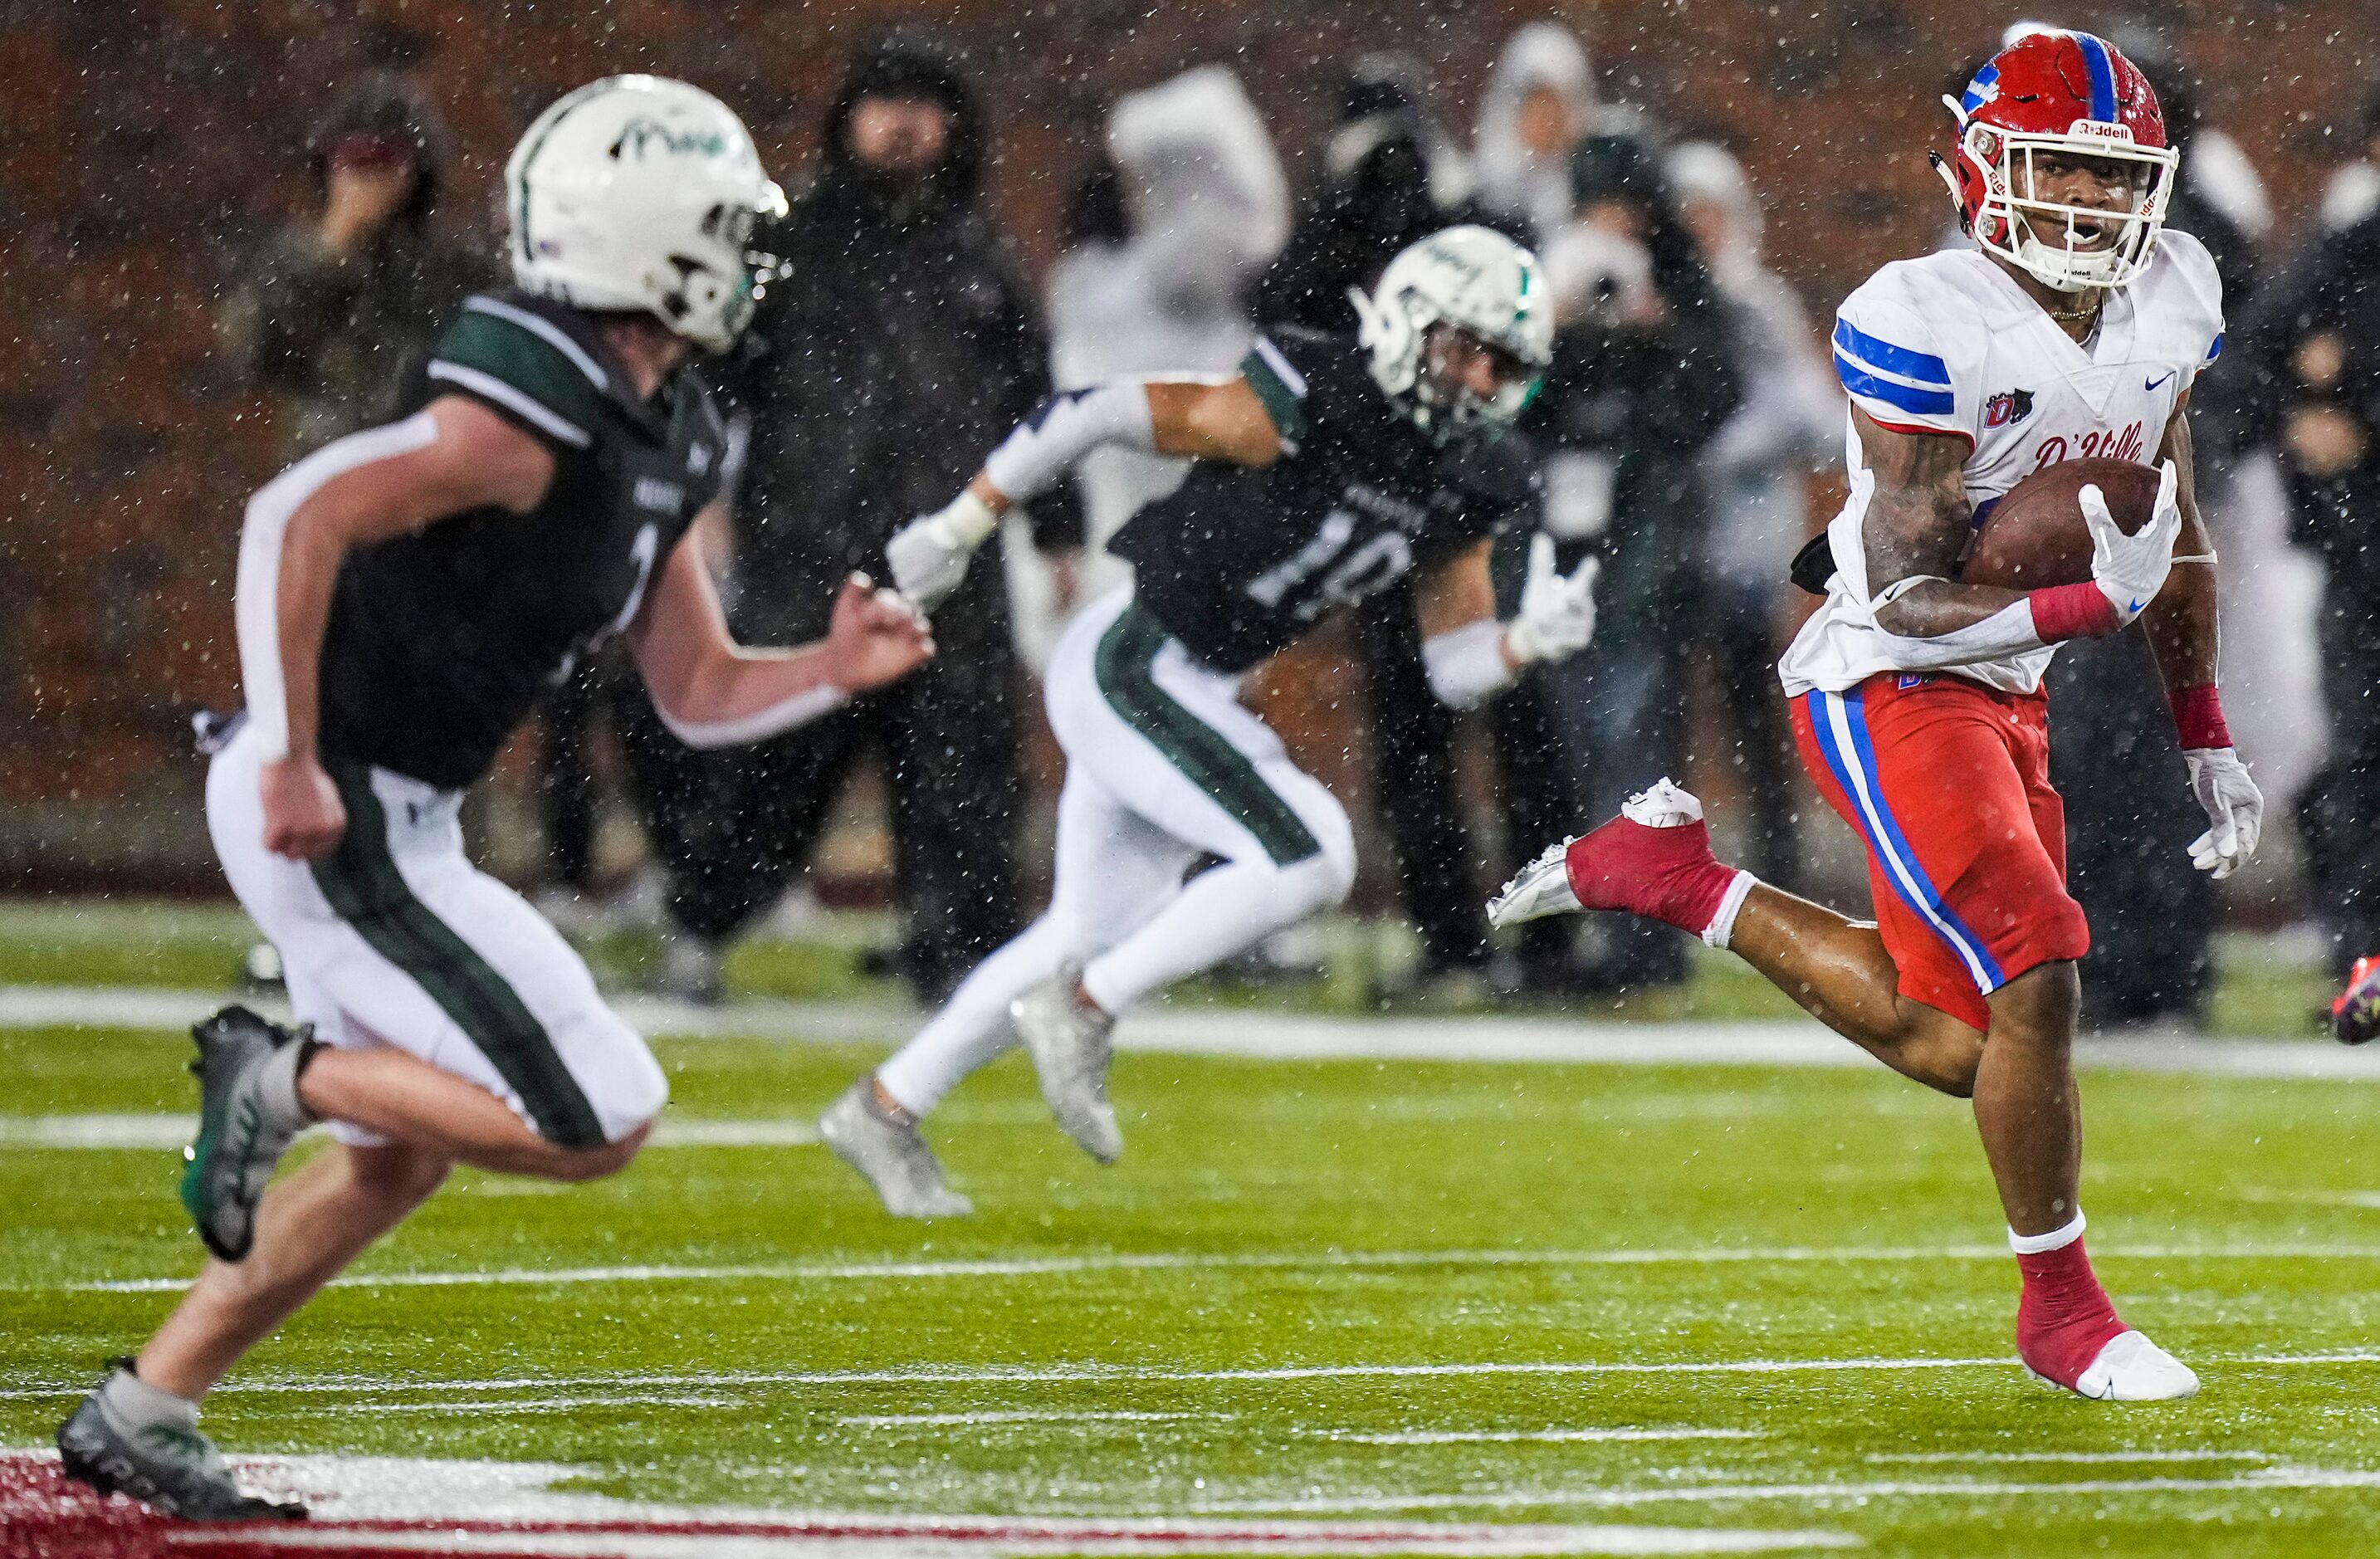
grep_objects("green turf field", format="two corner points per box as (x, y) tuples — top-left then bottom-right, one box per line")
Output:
(0, 897), (2339, 1035)
(5, 1015), (2378, 1556)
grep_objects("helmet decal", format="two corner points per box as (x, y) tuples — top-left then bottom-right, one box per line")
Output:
(506, 76), (786, 353)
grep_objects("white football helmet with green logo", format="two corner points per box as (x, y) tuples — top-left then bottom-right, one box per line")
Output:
(1349, 224), (1554, 442)
(506, 75), (787, 353)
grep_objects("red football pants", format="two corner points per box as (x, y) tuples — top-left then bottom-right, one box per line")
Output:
(1791, 673), (2089, 1030)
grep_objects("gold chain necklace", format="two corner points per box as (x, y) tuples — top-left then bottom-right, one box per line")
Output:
(2045, 292), (2104, 331)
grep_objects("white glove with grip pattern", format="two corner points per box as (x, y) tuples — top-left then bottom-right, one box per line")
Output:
(1503, 533), (1601, 665)
(2183, 745), (2263, 880)
(2082, 457), (2182, 628)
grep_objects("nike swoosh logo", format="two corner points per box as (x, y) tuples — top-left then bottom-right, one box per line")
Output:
(2128, 598), (2146, 613)
(2145, 371), (2176, 392)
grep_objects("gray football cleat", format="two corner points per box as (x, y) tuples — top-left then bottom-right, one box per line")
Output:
(180, 1006), (311, 1263)
(818, 1081), (973, 1219)
(56, 1368), (305, 1521)
(1487, 838), (1582, 928)
(1011, 967), (1122, 1163)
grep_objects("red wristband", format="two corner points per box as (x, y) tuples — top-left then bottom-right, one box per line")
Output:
(2027, 581), (2121, 642)
(2169, 683), (2232, 750)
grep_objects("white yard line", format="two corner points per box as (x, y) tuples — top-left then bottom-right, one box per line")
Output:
(1190, 1467), (2380, 1513)
(0, 1113), (815, 1150)
(34, 1239), (2380, 1298)
(6, 1349), (2378, 1405)
(1321, 1430), (1766, 1446)
(0, 1449), (1856, 1556)
(11, 983), (2376, 1078)
(1862, 1450), (2270, 1464)
(843, 1411), (1208, 1427)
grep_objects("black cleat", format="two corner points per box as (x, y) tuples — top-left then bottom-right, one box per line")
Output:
(2334, 955), (2380, 1046)
(180, 1006), (307, 1262)
(56, 1363), (306, 1522)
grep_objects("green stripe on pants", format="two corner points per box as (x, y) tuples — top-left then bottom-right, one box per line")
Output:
(1092, 603), (1322, 867)
(309, 760), (608, 1148)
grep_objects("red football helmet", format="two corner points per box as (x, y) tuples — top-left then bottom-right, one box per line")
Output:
(1938, 30), (2178, 293)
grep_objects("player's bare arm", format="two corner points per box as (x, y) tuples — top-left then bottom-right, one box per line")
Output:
(2133, 393), (2264, 877)
(253, 396), (555, 860)
(1855, 409), (2024, 637)
(627, 505), (935, 749)
(888, 377), (1280, 612)
(963, 377), (1283, 512)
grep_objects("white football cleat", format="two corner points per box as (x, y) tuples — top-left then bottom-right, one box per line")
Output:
(2033, 1330), (2201, 1402)
(1621, 777), (1705, 828)
(1487, 840), (1581, 929)
(1011, 966), (1122, 1164)
(818, 1082), (973, 1219)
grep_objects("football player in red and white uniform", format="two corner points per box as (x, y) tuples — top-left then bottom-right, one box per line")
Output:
(1495, 31), (2262, 1400)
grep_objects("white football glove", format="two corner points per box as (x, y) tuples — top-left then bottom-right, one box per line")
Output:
(885, 491), (999, 613)
(1503, 532), (1602, 665)
(2082, 458), (2181, 628)
(2183, 745), (2264, 880)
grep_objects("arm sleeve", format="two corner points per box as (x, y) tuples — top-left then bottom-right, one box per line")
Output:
(1830, 277), (1967, 440)
(422, 296), (609, 453)
(980, 382), (1158, 503)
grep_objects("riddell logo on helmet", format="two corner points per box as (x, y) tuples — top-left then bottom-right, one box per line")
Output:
(2067, 120), (2137, 143)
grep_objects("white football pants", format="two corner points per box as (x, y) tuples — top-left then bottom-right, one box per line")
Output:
(875, 587), (1356, 1117)
(208, 717), (667, 1150)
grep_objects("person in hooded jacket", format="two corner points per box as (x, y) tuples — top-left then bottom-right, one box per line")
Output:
(618, 32), (1084, 1004)
(223, 73), (491, 463)
(2028, 35), (2263, 1029)
(1525, 130), (1740, 992)
(1253, 58), (1581, 999)
(1472, 22), (1599, 242)
(1667, 141), (1835, 892)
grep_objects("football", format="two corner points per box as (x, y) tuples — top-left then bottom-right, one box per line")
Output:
(1960, 458), (2163, 589)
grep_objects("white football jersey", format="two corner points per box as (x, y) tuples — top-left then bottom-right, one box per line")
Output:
(1777, 231), (2224, 697)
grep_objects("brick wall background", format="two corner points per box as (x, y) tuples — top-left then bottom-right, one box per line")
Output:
(7, 0), (2374, 891)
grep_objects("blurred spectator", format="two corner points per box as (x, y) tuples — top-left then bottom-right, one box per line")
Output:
(1472, 22), (1597, 241)
(221, 74), (487, 461)
(1665, 141), (1835, 889)
(1253, 58), (1578, 999)
(2229, 207), (2380, 977)
(1526, 130), (1740, 991)
(2318, 86), (2380, 232)
(1025, 66), (1289, 655)
(1255, 56), (1485, 326)
(2038, 30), (2265, 1027)
(618, 31), (1083, 1004)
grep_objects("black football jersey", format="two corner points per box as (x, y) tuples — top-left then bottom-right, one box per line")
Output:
(315, 292), (727, 789)
(1108, 327), (1537, 672)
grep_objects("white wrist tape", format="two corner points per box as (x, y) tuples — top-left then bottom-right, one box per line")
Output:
(982, 381), (1156, 501)
(1421, 618), (1515, 710)
(237, 412), (442, 760)
(935, 490), (1000, 549)
(654, 682), (849, 750)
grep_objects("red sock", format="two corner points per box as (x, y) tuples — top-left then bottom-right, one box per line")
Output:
(2013, 1234), (2127, 1388)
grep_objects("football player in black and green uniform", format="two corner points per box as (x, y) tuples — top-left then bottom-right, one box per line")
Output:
(819, 226), (1602, 1217)
(56, 76), (932, 1521)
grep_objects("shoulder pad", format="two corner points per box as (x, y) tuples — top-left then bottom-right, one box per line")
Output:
(426, 296), (610, 449)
